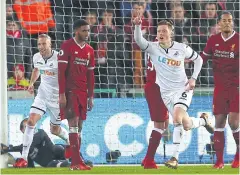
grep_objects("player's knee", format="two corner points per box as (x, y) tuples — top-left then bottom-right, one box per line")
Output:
(215, 114), (227, 128)
(67, 118), (78, 127)
(154, 121), (165, 130)
(173, 117), (182, 126)
(50, 125), (61, 135)
(228, 113), (239, 130)
(182, 124), (191, 131)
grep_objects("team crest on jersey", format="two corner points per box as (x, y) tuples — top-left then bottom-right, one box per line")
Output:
(231, 44), (235, 51)
(173, 51), (179, 56)
(59, 50), (64, 56)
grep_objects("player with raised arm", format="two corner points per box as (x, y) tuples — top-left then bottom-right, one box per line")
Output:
(133, 15), (214, 169)
(13, 34), (69, 168)
(58, 19), (95, 171)
(201, 12), (239, 169)
(142, 54), (169, 169)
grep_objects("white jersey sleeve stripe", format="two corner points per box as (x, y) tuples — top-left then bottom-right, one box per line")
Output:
(58, 60), (68, 63)
(203, 51), (212, 56)
(191, 54), (198, 61)
(88, 67), (95, 70)
(187, 50), (195, 59)
(142, 43), (150, 51)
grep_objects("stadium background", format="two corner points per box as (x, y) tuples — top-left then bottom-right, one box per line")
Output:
(5, 0), (239, 165)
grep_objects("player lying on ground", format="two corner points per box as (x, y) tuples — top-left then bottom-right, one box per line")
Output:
(58, 19), (95, 171)
(1, 118), (92, 168)
(134, 15), (214, 169)
(201, 11), (239, 169)
(14, 34), (69, 168)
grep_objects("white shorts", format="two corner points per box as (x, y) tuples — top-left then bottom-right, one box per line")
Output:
(161, 89), (193, 116)
(30, 95), (61, 125)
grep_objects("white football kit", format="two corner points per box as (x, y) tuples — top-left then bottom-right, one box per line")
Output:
(30, 50), (61, 125)
(134, 25), (203, 116)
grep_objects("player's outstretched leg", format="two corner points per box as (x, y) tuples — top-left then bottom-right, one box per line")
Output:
(188, 113), (214, 134)
(200, 113), (214, 134)
(165, 110), (213, 169)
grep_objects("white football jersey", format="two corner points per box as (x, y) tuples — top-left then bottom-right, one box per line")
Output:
(33, 50), (59, 100)
(144, 41), (199, 92)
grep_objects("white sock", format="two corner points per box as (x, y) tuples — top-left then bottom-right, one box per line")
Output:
(172, 124), (184, 160)
(22, 125), (35, 161)
(153, 128), (164, 134)
(190, 117), (206, 129)
(58, 127), (69, 145)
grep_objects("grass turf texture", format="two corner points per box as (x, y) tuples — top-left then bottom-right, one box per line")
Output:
(1, 165), (239, 174)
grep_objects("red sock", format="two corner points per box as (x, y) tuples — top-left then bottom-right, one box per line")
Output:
(69, 133), (81, 166)
(214, 131), (225, 163)
(145, 130), (162, 160)
(233, 131), (239, 161)
(78, 136), (84, 163)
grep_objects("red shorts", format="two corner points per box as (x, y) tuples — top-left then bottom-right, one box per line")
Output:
(60, 91), (88, 120)
(144, 82), (168, 122)
(213, 87), (239, 115)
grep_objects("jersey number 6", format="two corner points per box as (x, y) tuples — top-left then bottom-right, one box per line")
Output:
(182, 92), (187, 98)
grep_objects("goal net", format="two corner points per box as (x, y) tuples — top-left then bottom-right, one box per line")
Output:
(5, 0), (239, 165)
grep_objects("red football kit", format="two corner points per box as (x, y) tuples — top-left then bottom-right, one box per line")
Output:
(201, 31), (239, 115)
(58, 38), (95, 120)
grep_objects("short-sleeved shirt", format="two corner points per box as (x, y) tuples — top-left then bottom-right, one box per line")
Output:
(58, 38), (95, 94)
(202, 31), (239, 88)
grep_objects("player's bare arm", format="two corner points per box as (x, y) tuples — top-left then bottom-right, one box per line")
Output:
(28, 68), (40, 94)
(87, 68), (94, 111)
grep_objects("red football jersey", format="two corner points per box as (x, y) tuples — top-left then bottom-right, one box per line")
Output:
(58, 38), (95, 94)
(146, 55), (156, 83)
(202, 31), (239, 88)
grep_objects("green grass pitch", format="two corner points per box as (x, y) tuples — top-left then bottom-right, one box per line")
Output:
(1, 165), (239, 174)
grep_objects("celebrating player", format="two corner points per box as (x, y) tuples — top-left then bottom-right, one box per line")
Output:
(58, 19), (95, 170)
(142, 54), (169, 169)
(13, 34), (69, 168)
(133, 15), (214, 169)
(201, 11), (239, 169)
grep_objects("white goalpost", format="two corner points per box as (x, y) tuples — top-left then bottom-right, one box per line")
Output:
(0, 0), (8, 169)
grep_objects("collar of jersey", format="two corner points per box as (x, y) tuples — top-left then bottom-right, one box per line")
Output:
(159, 41), (174, 49)
(41, 50), (54, 63)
